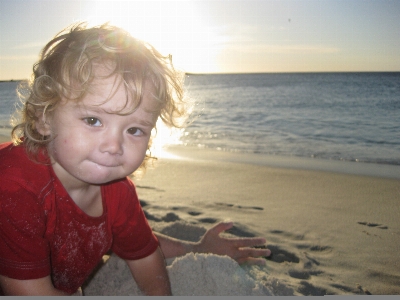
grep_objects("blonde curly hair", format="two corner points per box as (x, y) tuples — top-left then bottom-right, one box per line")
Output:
(12, 22), (187, 172)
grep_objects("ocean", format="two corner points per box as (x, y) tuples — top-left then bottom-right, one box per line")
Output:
(1, 72), (399, 171)
(182, 72), (400, 166)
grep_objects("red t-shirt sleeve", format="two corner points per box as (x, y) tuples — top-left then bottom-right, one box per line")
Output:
(0, 179), (51, 280)
(107, 178), (159, 260)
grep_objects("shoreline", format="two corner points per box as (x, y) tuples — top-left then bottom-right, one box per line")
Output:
(159, 145), (400, 180)
(1, 132), (399, 179)
(2, 133), (395, 192)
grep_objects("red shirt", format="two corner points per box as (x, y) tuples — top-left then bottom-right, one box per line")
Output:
(0, 142), (158, 294)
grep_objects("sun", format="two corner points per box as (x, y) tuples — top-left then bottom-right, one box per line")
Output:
(83, 0), (222, 73)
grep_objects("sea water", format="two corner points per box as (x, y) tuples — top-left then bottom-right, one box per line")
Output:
(182, 72), (400, 167)
(0, 81), (19, 130)
(1, 73), (399, 170)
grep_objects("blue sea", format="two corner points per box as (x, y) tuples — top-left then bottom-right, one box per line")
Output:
(1, 73), (399, 173)
(182, 73), (400, 166)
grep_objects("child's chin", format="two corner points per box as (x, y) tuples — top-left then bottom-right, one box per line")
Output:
(89, 175), (124, 185)
(81, 171), (124, 185)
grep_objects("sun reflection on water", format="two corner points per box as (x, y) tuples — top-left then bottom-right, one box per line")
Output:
(149, 119), (185, 159)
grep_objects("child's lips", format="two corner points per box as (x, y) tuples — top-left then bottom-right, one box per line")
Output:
(92, 160), (122, 168)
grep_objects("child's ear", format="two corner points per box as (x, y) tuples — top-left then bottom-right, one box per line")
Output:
(35, 112), (52, 136)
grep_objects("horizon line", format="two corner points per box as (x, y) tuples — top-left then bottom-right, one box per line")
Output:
(1, 70), (400, 82)
(184, 70), (400, 76)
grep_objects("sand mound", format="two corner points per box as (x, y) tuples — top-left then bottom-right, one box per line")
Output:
(168, 253), (272, 295)
(83, 251), (273, 296)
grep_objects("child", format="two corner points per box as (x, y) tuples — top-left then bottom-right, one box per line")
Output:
(0, 23), (270, 296)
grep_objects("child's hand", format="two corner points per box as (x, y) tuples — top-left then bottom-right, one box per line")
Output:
(193, 221), (271, 266)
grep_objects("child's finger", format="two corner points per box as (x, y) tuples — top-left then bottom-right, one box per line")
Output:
(238, 246), (271, 258)
(229, 237), (267, 248)
(208, 221), (234, 235)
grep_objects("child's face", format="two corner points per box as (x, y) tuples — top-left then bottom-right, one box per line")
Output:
(41, 72), (160, 188)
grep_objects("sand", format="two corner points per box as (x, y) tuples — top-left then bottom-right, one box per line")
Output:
(84, 146), (399, 296)
(1, 135), (399, 295)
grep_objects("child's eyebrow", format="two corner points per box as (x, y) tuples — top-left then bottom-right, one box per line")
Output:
(78, 105), (105, 114)
(79, 105), (157, 128)
(137, 118), (157, 128)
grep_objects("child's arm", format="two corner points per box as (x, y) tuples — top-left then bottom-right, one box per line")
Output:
(0, 275), (68, 296)
(125, 247), (171, 295)
(155, 221), (271, 265)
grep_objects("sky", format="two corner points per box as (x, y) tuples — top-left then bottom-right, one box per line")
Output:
(0, 0), (399, 80)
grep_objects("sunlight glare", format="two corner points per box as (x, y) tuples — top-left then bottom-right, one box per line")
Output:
(150, 119), (185, 159)
(83, 1), (223, 73)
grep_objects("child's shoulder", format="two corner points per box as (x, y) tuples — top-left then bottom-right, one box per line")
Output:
(0, 141), (14, 155)
(0, 142), (51, 192)
(0, 142), (35, 168)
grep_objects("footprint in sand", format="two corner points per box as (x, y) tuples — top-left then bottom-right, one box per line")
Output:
(143, 210), (161, 222)
(264, 245), (300, 263)
(330, 283), (371, 295)
(298, 280), (368, 296)
(162, 212), (180, 222)
(225, 225), (257, 237)
(136, 185), (166, 192)
(139, 200), (149, 207)
(269, 230), (305, 241)
(142, 210), (181, 223)
(266, 229), (363, 295)
(198, 218), (218, 224)
(187, 211), (202, 216)
(288, 269), (323, 280)
(357, 221), (388, 229)
(298, 281), (329, 296)
(215, 202), (264, 211)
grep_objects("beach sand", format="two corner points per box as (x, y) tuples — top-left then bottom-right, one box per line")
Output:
(1, 135), (399, 295)
(84, 146), (399, 296)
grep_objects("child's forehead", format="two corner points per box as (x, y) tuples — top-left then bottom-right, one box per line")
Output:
(81, 71), (161, 114)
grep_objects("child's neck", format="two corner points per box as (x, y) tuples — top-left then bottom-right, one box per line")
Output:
(50, 159), (104, 217)
(54, 169), (103, 217)
(67, 184), (103, 217)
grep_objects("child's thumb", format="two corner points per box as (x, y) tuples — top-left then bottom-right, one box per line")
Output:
(211, 221), (234, 234)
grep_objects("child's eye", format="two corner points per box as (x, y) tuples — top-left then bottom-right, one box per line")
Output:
(84, 117), (102, 127)
(127, 127), (143, 136)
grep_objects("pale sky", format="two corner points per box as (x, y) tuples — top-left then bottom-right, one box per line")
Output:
(0, 0), (399, 80)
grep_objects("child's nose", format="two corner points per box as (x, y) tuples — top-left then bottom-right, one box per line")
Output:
(100, 132), (124, 155)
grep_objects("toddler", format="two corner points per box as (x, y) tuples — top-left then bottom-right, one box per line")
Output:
(0, 22), (270, 296)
